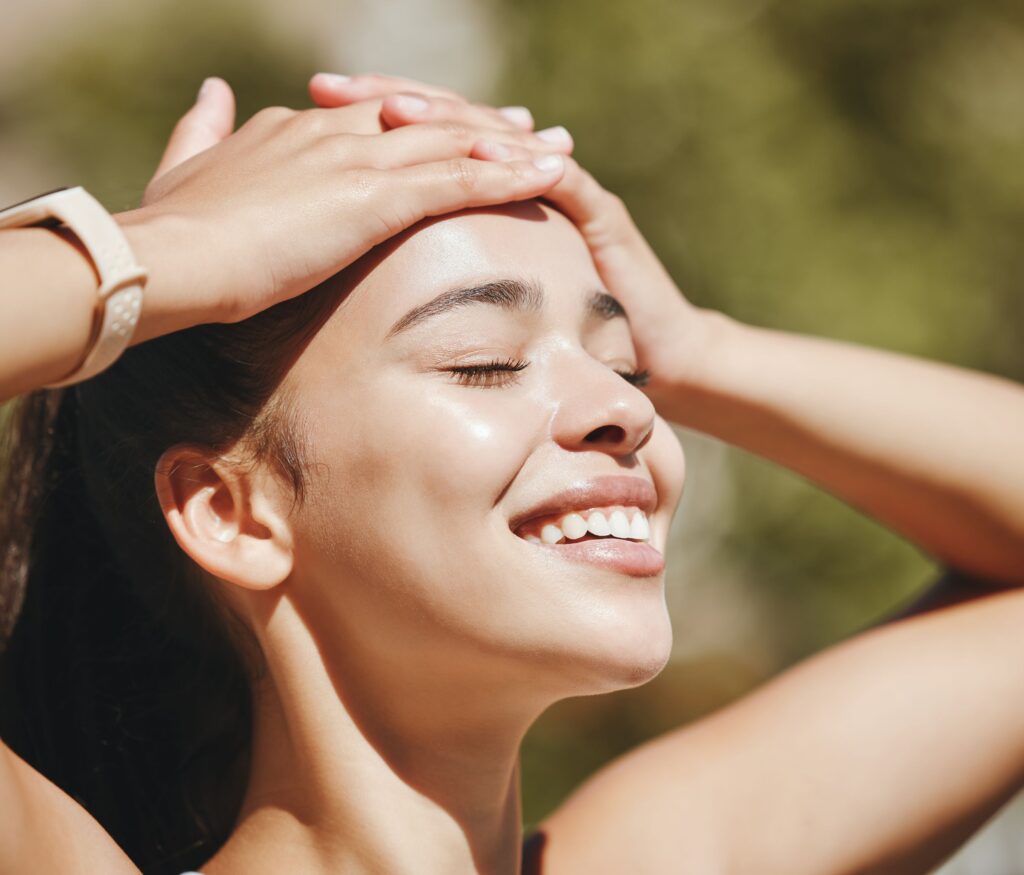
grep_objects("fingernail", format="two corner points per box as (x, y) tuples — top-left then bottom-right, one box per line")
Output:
(480, 141), (513, 159)
(198, 77), (216, 100)
(533, 154), (563, 173)
(393, 94), (429, 114)
(536, 125), (572, 145)
(498, 105), (534, 128)
(312, 72), (351, 88)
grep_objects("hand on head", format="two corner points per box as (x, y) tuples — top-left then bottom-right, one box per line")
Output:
(143, 70), (706, 394)
(306, 71), (706, 399)
(129, 73), (571, 339)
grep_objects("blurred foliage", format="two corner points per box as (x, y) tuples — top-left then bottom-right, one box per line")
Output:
(1, 0), (1021, 842)
(0, 0), (314, 210)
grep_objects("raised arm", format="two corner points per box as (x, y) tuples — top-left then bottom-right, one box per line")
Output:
(650, 314), (1024, 586)
(534, 153), (1024, 874)
(530, 154), (1024, 874)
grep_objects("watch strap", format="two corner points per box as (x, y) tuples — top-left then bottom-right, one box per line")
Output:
(0, 186), (147, 387)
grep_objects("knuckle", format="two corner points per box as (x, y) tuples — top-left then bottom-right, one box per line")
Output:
(603, 187), (625, 209)
(253, 105), (294, 126)
(504, 159), (530, 184)
(574, 160), (614, 199)
(603, 189), (628, 217)
(434, 119), (469, 141)
(446, 158), (478, 194)
(293, 108), (330, 137)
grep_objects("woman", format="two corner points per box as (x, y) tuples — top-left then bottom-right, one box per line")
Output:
(1, 73), (1023, 875)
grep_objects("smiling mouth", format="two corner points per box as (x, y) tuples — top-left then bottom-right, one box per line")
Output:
(513, 505), (651, 545)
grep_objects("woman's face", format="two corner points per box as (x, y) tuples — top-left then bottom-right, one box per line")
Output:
(281, 201), (685, 700)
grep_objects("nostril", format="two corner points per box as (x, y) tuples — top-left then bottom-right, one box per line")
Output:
(584, 424), (627, 445)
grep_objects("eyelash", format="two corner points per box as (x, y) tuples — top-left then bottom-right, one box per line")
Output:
(446, 358), (651, 388)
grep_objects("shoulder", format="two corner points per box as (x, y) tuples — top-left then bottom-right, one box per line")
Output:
(1, 741), (140, 874)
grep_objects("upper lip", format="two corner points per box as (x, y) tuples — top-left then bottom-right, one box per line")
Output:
(508, 475), (658, 533)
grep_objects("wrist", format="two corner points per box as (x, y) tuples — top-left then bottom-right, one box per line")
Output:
(645, 307), (741, 425)
(115, 207), (231, 345)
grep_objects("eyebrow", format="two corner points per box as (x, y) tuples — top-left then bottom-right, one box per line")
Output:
(385, 278), (627, 339)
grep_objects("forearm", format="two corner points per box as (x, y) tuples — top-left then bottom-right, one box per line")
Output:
(651, 311), (1024, 584)
(0, 213), (212, 403)
(0, 227), (100, 400)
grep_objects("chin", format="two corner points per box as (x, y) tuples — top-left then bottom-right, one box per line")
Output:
(564, 597), (675, 695)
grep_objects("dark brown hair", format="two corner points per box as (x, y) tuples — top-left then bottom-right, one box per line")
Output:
(0, 279), (342, 873)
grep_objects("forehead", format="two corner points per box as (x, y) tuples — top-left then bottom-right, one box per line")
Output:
(334, 201), (604, 340)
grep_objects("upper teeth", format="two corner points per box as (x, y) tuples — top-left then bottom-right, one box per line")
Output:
(520, 507), (651, 545)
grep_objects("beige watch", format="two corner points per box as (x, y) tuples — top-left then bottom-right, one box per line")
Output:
(0, 185), (148, 387)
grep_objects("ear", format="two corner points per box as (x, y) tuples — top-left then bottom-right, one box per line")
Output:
(154, 444), (294, 590)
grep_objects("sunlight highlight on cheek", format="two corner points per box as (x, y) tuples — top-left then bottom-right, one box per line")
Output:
(435, 399), (503, 448)
(420, 393), (528, 469)
(468, 419), (494, 441)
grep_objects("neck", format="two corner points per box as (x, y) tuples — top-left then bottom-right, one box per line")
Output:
(203, 592), (543, 875)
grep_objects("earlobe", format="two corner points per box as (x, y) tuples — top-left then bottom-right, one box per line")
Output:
(154, 444), (294, 591)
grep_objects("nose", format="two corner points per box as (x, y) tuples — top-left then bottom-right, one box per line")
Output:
(550, 359), (657, 458)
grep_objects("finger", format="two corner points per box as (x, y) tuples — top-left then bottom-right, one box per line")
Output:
(470, 140), (534, 162)
(371, 155), (565, 237)
(379, 93), (563, 147)
(352, 120), (572, 170)
(495, 106), (535, 131)
(309, 71), (467, 108)
(537, 156), (631, 242)
(310, 72), (536, 132)
(540, 157), (683, 326)
(153, 77), (236, 180)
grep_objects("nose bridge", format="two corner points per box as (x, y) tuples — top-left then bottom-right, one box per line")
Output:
(549, 351), (657, 457)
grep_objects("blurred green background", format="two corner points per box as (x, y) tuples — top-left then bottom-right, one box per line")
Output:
(2, 0), (1022, 867)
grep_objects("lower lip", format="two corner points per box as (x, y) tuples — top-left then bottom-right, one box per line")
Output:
(528, 538), (665, 577)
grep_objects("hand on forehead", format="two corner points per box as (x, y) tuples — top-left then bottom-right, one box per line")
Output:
(319, 201), (609, 345)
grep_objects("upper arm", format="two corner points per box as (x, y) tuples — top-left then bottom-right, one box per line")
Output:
(534, 585), (1024, 875)
(1, 740), (140, 874)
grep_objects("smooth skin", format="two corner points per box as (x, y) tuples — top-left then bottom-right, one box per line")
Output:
(0, 73), (1022, 875)
(155, 199), (688, 875)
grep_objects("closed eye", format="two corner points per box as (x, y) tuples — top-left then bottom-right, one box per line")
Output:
(445, 359), (651, 389)
(616, 368), (650, 387)
(447, 357), (529, 386)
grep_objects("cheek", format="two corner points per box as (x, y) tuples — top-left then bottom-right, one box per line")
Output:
(379, 380), (537, 508)
(293, 378), (549, 661)
(298, 378), (538, 580)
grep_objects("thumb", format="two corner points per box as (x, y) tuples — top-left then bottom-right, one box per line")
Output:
(152, 77), (236, 181)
